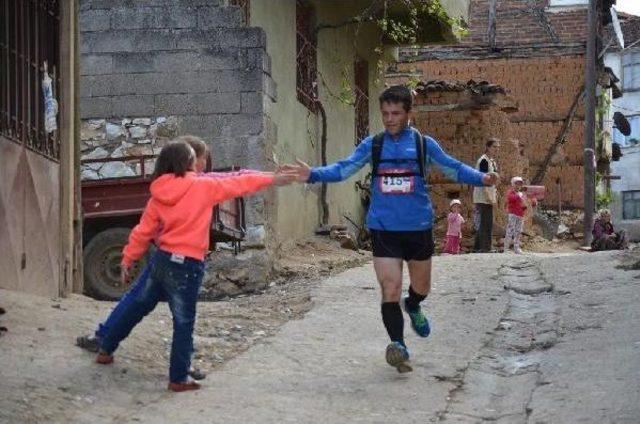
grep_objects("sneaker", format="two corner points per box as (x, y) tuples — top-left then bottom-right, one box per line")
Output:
(514, 247), (523, 254)
(76, 334), (102, 353)
(168, 379), (201, 392)
(188, 367), (206, 381)
(402, 297), (431, 338)
(385, 342), (413, 373)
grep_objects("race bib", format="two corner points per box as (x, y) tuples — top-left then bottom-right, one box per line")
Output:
(379, 169), (414, 194)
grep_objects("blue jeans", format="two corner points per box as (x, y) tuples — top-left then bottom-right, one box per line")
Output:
(100, 250), (205, 383)
(95, 264), (153, 340)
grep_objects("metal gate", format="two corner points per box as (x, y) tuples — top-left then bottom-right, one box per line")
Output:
(0, 0), (63, 296)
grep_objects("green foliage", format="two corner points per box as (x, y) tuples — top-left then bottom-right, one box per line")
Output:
(596, 188), (614, 210)
(316, 0), (461, 106)
(337, 70), (356, 106)
(406, 75), (421, 90)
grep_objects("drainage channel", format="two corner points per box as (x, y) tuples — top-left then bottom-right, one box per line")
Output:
(437, 259), (560, 423)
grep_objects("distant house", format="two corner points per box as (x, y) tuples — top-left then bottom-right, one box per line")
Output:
(605, 13), (640, 239)
(390, 0), (616, 213)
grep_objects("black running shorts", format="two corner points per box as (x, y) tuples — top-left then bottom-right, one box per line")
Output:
(371, 229), (434, 261)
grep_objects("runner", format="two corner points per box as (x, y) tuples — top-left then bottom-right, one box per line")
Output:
(285, 85), (499, 372)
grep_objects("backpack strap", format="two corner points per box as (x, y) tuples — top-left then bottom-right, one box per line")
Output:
(371, 132), (385, 179)
(413, 129), (428, 185)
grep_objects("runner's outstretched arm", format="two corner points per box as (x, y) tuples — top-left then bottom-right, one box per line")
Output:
(306, 137), (372, 183)
(425, 136), (493, 186)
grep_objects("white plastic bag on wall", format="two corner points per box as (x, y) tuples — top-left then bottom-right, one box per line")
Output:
(42, 62), (58, 134)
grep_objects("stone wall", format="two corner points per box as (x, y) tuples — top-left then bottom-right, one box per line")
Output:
(81, 116), (178, 180)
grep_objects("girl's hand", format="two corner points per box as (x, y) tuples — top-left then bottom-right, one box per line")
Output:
(273, 169), (299, 186)
(121, 264), (132, 286)
(482, 172), (499, 186)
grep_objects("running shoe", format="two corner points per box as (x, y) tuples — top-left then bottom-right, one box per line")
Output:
(385, 342), (412, 373)
(402, 297), (431, 338)
(76, 334), (101, 353)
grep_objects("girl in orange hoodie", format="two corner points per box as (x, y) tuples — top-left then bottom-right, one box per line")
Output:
(96, 140), (295, 392)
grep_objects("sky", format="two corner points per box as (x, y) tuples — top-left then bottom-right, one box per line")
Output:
(616, 0), (640, 16)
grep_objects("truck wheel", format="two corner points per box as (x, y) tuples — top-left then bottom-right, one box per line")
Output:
(83, 227), (147, 300)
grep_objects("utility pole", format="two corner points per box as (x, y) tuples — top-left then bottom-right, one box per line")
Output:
(583, 0), (597, 246)
(488, 0), (497, 51)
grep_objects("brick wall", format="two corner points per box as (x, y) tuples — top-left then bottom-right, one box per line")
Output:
(464, 0), (588, 47)
(395, 55), (586, 208)
(412, 88), (530, 247)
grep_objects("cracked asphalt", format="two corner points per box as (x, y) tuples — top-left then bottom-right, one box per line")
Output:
(2, 250), (639, 423)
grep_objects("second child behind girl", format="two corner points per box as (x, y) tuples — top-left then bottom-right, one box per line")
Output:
(95, 140), (296, 392)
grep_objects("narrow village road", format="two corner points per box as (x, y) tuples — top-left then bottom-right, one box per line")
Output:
(2, 251), (639, 423)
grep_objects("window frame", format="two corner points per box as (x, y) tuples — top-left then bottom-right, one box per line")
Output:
(0, 0), (61, 161)
(295, 0), (318, 113)
(354, 59), (369, 145)
(622, 190), (640, 220)
(622, 51), (640, 92)
(548, 0), (588, 7)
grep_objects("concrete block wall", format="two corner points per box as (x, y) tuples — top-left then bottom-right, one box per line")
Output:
(80, 0), (276, 232)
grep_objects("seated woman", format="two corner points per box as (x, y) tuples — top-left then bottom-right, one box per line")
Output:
(592, 209), (628, 251)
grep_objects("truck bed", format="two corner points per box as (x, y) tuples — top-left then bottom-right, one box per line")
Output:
(81, 156), (245, 242)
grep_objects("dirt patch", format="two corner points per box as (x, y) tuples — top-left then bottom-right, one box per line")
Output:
(614, 246), (640, 270)
(0, 237), (370, 423)
(522, 236), (582, 253)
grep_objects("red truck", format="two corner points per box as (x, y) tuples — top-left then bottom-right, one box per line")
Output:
(81, 154), (245, 300)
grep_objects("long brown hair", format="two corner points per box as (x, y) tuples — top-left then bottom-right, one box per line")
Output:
(152, 141), (195, 179)
(176, 135), (208, 159)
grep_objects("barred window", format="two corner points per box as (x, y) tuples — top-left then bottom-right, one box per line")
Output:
(623, 51), (640, 91)
(0, 0), (61, 160)
(623, 190), (640, 220)
(296, 0), (317, 113)
(354, 59), (369, 145)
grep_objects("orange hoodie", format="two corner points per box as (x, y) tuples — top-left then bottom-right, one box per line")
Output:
(122, 171), (274, 268)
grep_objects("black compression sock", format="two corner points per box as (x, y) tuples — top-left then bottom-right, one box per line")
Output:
(381, 302), (405, 346)
(406, 286), (427, 312)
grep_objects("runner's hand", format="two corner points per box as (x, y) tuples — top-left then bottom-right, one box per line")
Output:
(280, 159), (311, 183)
(121, 264), (132, 286)
(483, 172), (499, 186)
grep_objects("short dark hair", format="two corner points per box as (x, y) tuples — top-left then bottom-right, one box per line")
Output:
(152, 141), (195, 179)
(486, 138), (500, 148)
(379, 85), (413, 112)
